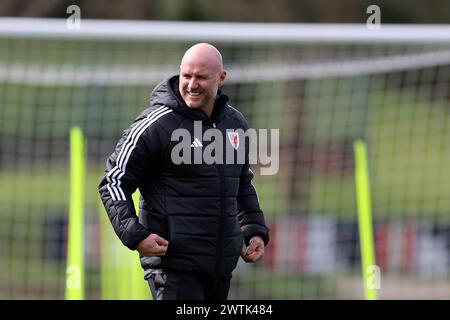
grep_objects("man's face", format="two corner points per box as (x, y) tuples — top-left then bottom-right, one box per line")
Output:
(179, 59), (226, 114)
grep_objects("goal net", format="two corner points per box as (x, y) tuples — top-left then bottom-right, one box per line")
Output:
(1, 18), (450, 299)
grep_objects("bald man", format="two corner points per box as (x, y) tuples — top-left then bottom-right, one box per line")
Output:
(99, 43), (269, 300)
(179, 43), (227, 118)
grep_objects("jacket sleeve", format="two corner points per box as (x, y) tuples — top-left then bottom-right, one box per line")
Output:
(98, 118), (164, 250)
(237, 164), (270, 246)
(237, 123), (270, 247)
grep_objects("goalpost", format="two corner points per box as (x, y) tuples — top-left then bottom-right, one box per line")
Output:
(1, 18), (450, 299)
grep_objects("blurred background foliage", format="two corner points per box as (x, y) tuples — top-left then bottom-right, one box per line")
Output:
(0, 0), (448, 23)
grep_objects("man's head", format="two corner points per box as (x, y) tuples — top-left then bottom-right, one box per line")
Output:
(179, 43), (227, 117)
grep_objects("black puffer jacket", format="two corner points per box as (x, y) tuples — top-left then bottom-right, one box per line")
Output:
(99, 75), (269, 277)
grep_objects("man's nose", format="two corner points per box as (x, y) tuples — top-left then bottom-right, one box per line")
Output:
(188, 78), (198, 89)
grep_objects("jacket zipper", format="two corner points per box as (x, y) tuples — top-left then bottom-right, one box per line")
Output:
(216, 163), (225, 276)
(212, 121), (226, 276)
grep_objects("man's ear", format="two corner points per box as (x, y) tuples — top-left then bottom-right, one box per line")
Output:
(219, 69), (227, 86)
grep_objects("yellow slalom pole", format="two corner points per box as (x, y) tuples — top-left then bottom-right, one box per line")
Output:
(117, 192), (139, 299)
(65, 126), (85, 300)
(353, 140), (378, 300)
(99, 198), (116, 299)
(100, 189), (151, 299)
(130, 191), (152, 300)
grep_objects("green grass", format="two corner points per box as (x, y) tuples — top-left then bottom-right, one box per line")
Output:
(231, 268), (339, 299)
(0, 165), (103, 217)
(0, 39), (184, 67)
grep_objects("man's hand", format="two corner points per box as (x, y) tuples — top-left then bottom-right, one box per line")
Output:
(240, 236), (265, 263)
(136, 233), (169, 257)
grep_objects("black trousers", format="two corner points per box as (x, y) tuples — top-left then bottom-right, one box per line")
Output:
(147, 270), (231, 300)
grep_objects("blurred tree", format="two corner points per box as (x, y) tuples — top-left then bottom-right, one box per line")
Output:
(0, 0), (448, 23)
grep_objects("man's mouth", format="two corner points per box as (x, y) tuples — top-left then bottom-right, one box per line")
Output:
(188, 91), (201, 97)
